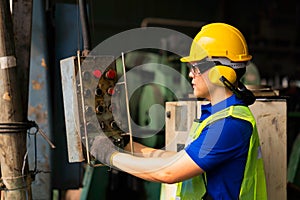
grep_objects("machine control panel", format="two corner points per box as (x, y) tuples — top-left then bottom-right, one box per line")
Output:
(60, 55), (129, 163)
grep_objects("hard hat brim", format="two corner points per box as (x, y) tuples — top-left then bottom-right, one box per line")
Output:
(180, 48), (208, 63)
(180, 56), (193, 63)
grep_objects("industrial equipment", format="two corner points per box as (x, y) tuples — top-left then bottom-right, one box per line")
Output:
(59, 45), (195, 199)
(60, 54), (130, 164)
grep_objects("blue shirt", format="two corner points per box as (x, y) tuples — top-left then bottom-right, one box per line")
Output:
(185, 94), (253, 199)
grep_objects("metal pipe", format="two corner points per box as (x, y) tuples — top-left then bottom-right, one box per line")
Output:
(79, 0), (91, 56)
(141, 17), (205, 28)
(121, 52), (134, 155)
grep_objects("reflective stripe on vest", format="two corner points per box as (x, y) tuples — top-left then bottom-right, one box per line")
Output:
(176, 105), (268, 200)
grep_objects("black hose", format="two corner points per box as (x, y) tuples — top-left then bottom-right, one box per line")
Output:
(79, 0), (91, 56)
(220, 76), (256, 105)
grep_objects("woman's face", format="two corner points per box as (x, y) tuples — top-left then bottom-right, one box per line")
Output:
(189, 66), (210, 99)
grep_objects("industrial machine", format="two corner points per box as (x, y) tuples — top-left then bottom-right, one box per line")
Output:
(59, 47), (192, 199)
(59, 53), (134, 199)
(60, 54), (130, 164)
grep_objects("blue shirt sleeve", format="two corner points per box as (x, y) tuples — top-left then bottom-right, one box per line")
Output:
(185, 117), (253, 172)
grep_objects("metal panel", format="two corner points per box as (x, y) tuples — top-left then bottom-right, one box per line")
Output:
(60, 56), (84, 162)
(165, 101), (196, 152)
(249, 99), (287, 200)
(60, 55), (118, 164)
(27, 0), (51, 198)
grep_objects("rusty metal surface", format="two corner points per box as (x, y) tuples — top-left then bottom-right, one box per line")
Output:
(60, 56), (85, 163)
(27, 1), (51, 199)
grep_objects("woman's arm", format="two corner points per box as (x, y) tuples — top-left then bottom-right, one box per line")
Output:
(125, 141), (177, 158)
(112, 150), (204, 184)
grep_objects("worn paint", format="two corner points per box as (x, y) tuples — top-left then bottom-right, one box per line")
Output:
(60, 57), (84, 162)
(27, 1), (51, 198)
(28, 104), (47, 124)
(2, 92), (11, 101)
(271, 117), (279, 132)
(31, 79), (44, 90)
(41, 58), (47, 69)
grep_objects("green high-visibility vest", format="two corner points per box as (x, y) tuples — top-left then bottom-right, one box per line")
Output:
(175, 105), (268, 200)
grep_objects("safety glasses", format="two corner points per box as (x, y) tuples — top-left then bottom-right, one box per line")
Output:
(188, 60), (222, 76)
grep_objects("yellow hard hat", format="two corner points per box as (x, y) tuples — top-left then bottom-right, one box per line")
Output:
(181, 23), (252, 62)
